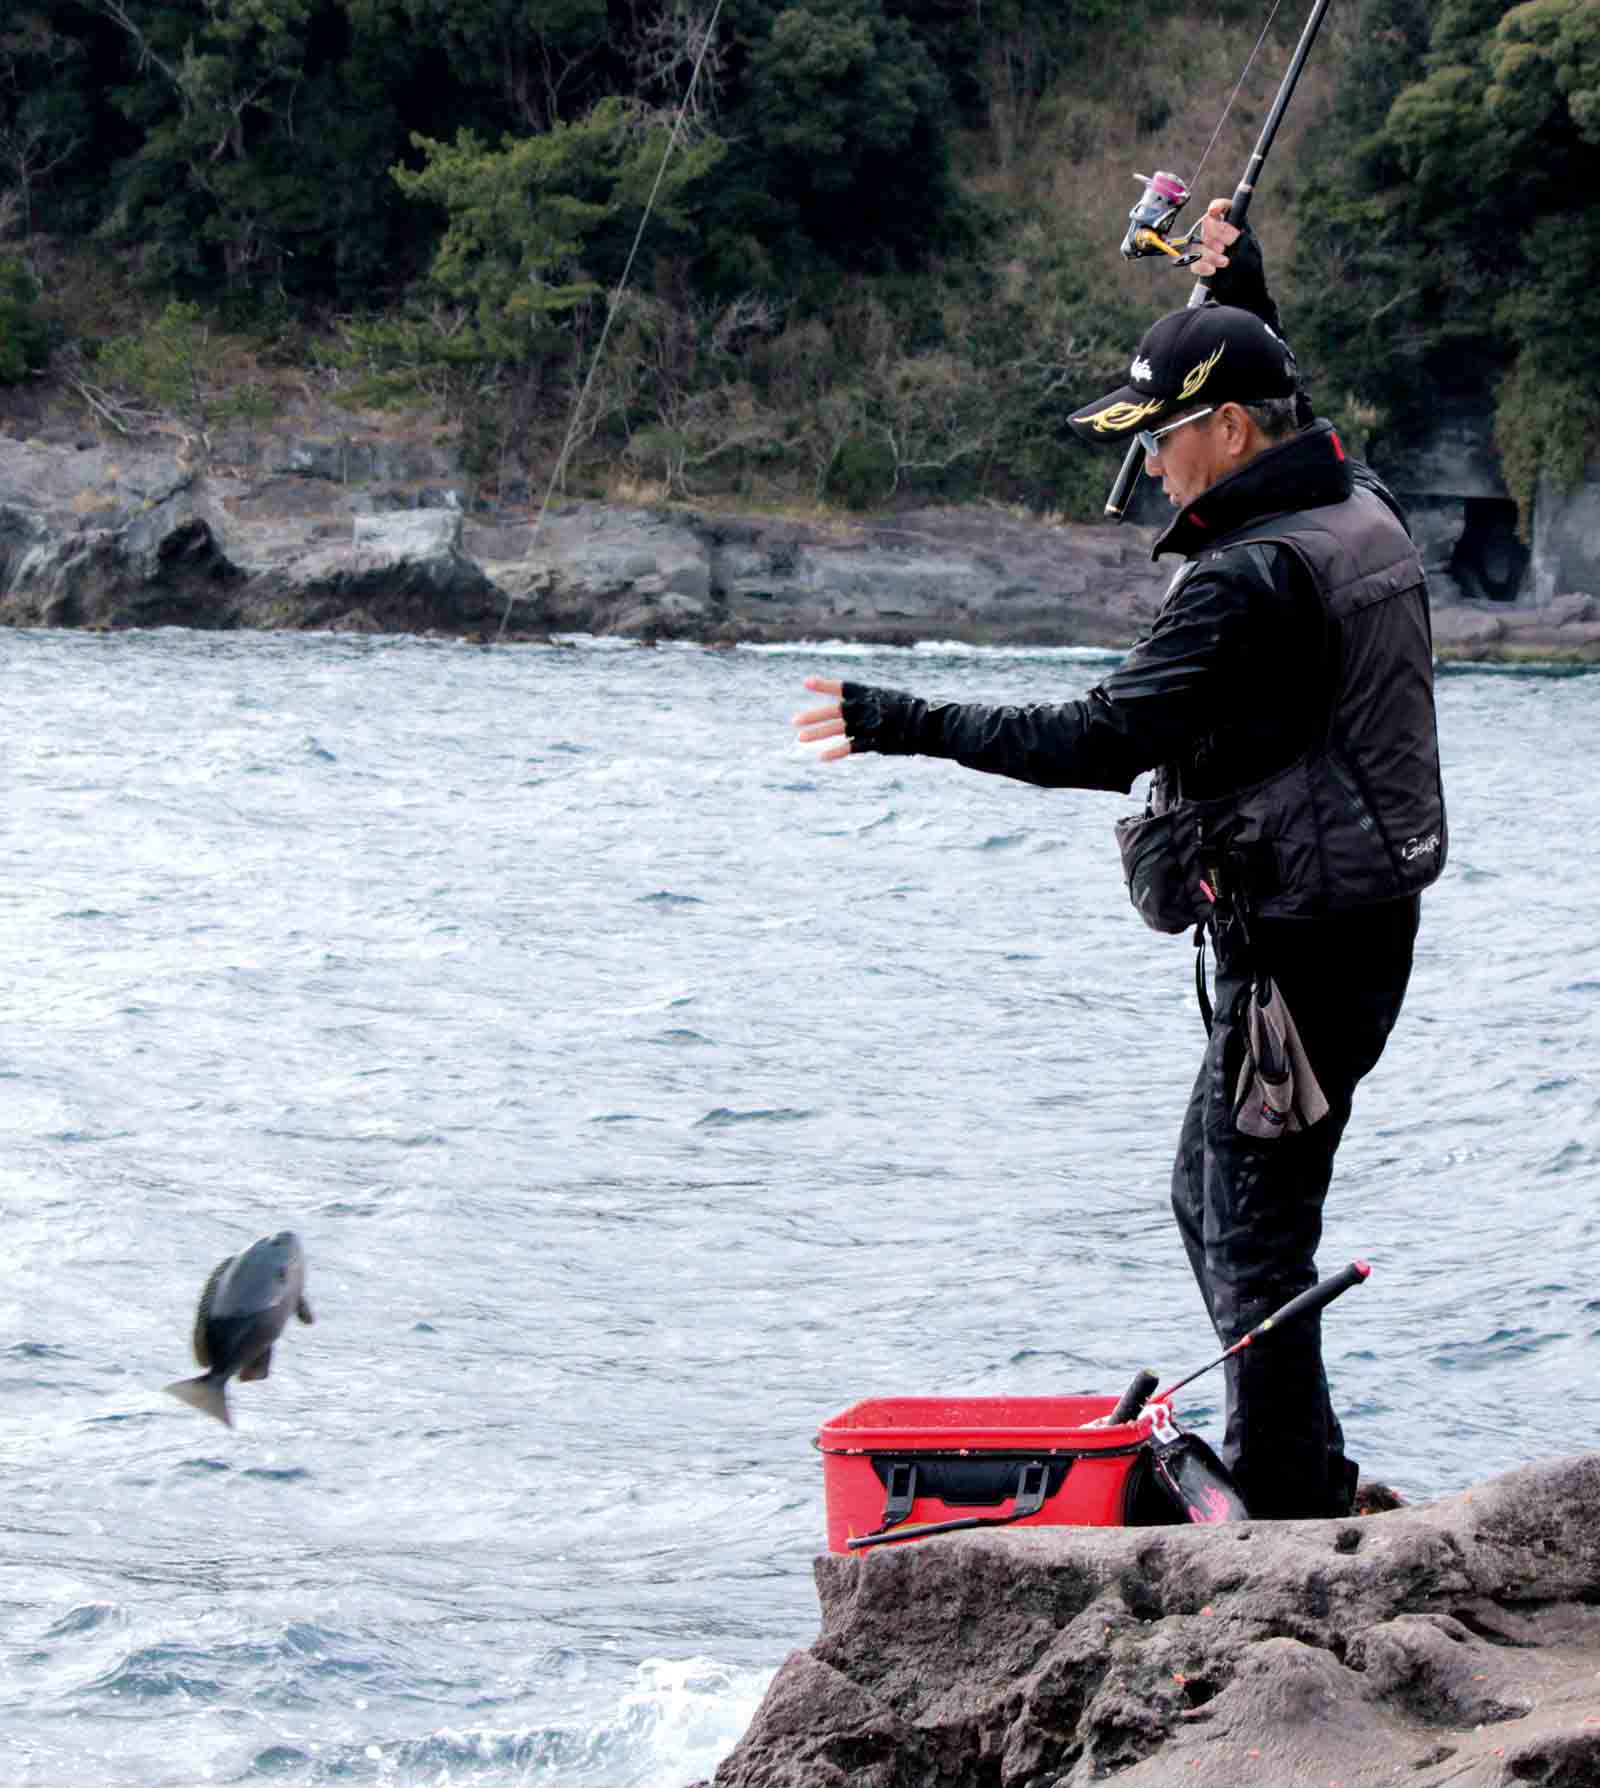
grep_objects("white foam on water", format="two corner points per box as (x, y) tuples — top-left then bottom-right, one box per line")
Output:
(737, 637), (1123, 662)
(533, 631), (1122, 664)
(367, 1657), (773, 1786)
(611, 1656), (773, 1786)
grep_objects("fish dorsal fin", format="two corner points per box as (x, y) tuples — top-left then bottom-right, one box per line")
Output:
(192, 1255), (234, 1367)
(296, 1297), (314, 1325)
(239, 1345), (273, 1383)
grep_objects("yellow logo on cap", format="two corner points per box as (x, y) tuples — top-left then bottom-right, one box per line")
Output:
(1178, 343), (1224, 401)
(1076, 397), (1164, 434)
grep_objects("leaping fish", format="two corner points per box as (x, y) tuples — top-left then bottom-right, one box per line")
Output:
(165, 1231), (313, 1427)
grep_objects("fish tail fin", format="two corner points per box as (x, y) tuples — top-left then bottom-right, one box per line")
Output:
(164, 1374), (232, 1427)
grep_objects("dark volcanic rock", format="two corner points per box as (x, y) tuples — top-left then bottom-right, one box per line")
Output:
(710, 1454), (1600, 1788)
(227, 508), (504, 635)
(0, 477), (242, 628)
(1, 432), (1597, 656)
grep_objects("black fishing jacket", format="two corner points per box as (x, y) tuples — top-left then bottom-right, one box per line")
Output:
(838, 420), (1448, 918)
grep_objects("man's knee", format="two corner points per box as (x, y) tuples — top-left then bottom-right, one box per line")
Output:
(1208, 1258), (1316, 1346)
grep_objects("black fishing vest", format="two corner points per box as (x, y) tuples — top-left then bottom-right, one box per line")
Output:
(1154, 485), (1448, 919)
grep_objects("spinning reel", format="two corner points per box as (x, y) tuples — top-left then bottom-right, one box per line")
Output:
(1119, 170), (1207, 267)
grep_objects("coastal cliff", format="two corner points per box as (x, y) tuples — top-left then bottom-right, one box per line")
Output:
(708, 1454), (1600, 1788)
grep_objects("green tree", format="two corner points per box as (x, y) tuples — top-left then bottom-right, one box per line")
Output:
(1388, 0), (1599, 507)
(1298, 0), (1600, 518)
(1292, 0), (1452, 429)
(0, 256), (54, 380)
(877, 0), (1114, 128)
(395, 0), (608, 132)
(98, 0), (316, 286)
(699, 0), (968, 290)
(98, 299), (220, 431)
(392, 97), (723, 362)
(93, 0), (424, 303)
(0, 9), (89, 239)
(1476, 0), (1600, 509)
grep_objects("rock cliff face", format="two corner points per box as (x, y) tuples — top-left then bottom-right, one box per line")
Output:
(0, 434), (1177, 646)
(0, 476), (243, 628)
(480, 502), (1170, 648)
(2, 433), (1598, 659)
(1533, 465), (1600, 609)
(709, 1454), (1600, 1788)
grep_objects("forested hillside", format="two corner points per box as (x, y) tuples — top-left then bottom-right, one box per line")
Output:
(0, 0), (1594, 522)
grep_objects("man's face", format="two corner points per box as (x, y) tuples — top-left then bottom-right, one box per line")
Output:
(1144, 406), (1230, 509)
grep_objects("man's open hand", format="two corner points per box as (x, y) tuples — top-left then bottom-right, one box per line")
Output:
(792, 675), (852, 761)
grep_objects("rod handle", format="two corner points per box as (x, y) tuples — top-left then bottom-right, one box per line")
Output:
(1104, 445), (1143, 520)
(1107, 1367), (1160, 1425)
(1247, 1260), (1370, 1344)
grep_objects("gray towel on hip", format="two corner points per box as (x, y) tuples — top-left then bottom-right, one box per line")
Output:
(1232, 975), (1330, 1138)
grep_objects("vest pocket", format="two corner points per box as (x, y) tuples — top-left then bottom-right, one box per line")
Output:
(1113, 807), (1211, 934)
(1189, 756), (1321, 910)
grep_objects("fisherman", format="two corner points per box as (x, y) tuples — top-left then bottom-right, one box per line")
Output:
(791, 206), (1446, 1521)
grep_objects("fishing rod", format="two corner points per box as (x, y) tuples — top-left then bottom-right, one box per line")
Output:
(1104, 0), (1337, 520)
(1105, 1258), (1370, 1424)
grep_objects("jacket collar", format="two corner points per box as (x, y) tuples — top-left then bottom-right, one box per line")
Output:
(1152, 419), (1353, 560)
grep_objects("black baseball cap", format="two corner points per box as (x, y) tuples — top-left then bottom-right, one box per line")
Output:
(1068, 304), (1299, 444)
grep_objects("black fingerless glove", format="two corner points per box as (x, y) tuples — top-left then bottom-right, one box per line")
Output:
(1200, 224), (1284, 337)
(840, 681), (928, 756)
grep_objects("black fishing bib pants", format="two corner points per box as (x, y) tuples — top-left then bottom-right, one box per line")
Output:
(1170, 896), (1420, 1520)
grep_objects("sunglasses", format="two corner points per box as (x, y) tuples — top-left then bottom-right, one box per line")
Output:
(1135, 406), (1216, 457)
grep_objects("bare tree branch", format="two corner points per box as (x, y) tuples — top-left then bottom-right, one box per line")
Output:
(632, 3), (725, 132)
(94, 0), (183, 94)
(0, 121), (82, 236)
(56, 346), (163, 436)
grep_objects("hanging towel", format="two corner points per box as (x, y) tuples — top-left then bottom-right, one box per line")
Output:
(1232, 974), (1330, 1138)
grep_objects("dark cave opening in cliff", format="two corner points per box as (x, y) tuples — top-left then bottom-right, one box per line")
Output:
(1449, 498), (1527, 603)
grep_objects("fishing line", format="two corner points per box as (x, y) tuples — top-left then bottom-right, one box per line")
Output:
(1184, 0), (1286, 198)
(494, 0), (728, 645)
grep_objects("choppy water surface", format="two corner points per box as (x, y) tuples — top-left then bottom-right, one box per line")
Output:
(2, 630), (1596, 1786)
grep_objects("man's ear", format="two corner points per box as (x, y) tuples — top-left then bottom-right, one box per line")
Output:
(1217, 402), (1255, 459)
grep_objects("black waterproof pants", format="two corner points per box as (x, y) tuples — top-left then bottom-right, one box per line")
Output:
(1170, 896), (1420, 1520)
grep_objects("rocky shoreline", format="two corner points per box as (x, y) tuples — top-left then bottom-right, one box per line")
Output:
(706, 1454), (1600, 1788)
(2, 433), (1597, 659)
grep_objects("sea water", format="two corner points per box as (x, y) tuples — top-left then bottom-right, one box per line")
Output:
(2, 629), (1596, 1786)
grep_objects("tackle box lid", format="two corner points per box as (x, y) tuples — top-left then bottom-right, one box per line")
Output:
(815, 1394), (1158, 1455)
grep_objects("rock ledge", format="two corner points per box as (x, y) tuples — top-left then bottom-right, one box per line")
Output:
(709, 1454), (1600, 1788)
(3, 435), (1597, 658)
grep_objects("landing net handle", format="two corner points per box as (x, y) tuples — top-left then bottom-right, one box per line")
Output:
(1106, 1259), (1371, 1427)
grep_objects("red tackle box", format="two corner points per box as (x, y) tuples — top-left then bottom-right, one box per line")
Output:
(815, 1393), (1164, 1553)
